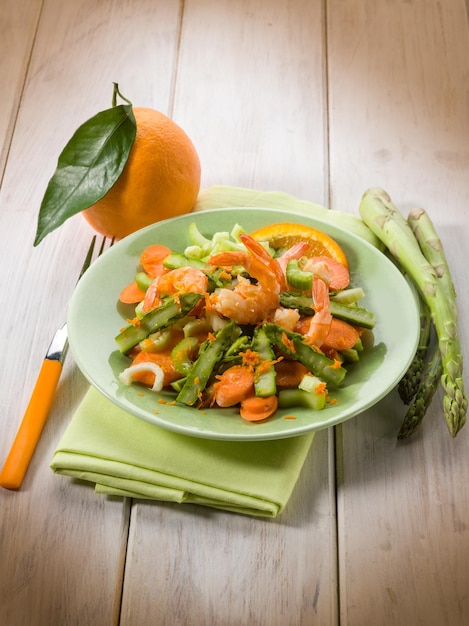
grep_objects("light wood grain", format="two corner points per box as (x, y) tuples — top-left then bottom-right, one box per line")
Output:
(121, 430), (335, 626)
(0, 0), (42, 174)
(328, 0), (469, 624)
(327, 0), (469, 216)
(176, 0), (329, 203)
(1, 0), (469, 624)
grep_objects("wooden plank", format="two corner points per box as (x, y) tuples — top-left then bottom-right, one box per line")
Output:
(0, 1), (181, 624)
(174, 0), (329, 204)
(328, 1), (469, 624)
(327, 0), (469, 215)
(121, 430), (335, 626)
(120, 1), (338, 624)
(0, 0), (42, 174)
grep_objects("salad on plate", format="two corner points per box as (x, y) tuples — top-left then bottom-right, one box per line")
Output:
(114, 221), (376, 422)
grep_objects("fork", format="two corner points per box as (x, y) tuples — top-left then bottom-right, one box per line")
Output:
(0, 235), (113, 490)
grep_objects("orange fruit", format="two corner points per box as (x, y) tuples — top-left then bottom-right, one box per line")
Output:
(249, 222), (348, 267)
(82, 108), (201, 239)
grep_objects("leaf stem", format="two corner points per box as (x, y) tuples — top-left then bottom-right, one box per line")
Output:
(112, 82), (133, 108)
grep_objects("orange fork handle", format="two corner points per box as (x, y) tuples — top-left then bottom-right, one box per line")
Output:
(0, 359), (63, 490)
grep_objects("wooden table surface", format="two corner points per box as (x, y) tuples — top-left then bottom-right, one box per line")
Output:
(1, 1), (468, 624)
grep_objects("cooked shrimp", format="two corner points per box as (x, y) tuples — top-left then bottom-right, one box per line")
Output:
(143, 267), (208, 312)
(272, 306), (301, 331)
(305, 274), (332, 348)
(239, 234), (286, 289)
(157, 267), (208, 296)
(142, 277), (161, 312)
(276, 241), (310, 276)
(207, 246), (281, 325)
(302, 257), (349, 347)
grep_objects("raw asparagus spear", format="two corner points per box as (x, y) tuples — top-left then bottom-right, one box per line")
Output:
(398, 294), (431, 404)
(359, 188), (467, 436)
(408, 207), (457, 316)
(398, 342), (442, 439)
(397, 206), (459, 436)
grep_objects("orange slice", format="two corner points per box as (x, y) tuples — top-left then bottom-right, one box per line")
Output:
(250, 222), (348, 267)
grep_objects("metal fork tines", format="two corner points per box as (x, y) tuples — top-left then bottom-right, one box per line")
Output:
(0, 235), (113, 490)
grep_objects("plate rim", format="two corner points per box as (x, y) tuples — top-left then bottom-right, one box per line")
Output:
(67, 207), (421, 441)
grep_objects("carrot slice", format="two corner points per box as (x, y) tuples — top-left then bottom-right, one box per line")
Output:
(274, 360), (309, 389)
(309, 256), (350, 290)
(296, 316), (359, 351)
(119, 280), (146, 304)
(240, 395), (278, 421)
(322, 318), (360, 351)
(212, 365), (255, 407)
(140, 244), (172, 278)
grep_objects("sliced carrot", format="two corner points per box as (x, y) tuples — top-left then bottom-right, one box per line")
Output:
(296, 316), (359, 351)
(119, 280), (146, 304)
(240, 394), (278, 422)
(322, 318), (360, 351)
(140, 244), (172, 278)
(274, 359), (309, 389)
(212, 365), (255, 407)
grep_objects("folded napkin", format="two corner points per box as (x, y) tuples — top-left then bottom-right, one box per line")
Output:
(51, 387), (313, 517)
(193, 184), (382, 248)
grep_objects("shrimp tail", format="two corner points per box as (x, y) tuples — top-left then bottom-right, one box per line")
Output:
(239, 233), (286, 289)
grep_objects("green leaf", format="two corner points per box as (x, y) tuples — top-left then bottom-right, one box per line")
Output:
(34, 92), (137, 246)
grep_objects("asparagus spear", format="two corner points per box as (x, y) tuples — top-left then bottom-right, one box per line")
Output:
(263, 324), (347, 386)
(397, 206), (460, 436)
(176, 321), (235, 406)
(279, 292), (376, 329)
(252, 327), (277, 398)
(408, 207), (457, 316)
(397, 294), (431, 404)
(115, 293), (203, 354)
(359, 187), (467, 437)
(398, 342), (442, 439)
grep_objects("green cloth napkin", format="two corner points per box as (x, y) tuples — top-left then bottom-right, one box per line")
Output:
(193, 184), (382, 248)
(51, 387), (313, 517)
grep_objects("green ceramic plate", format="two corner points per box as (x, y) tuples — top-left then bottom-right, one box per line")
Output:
(67, 207), (420, 441)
